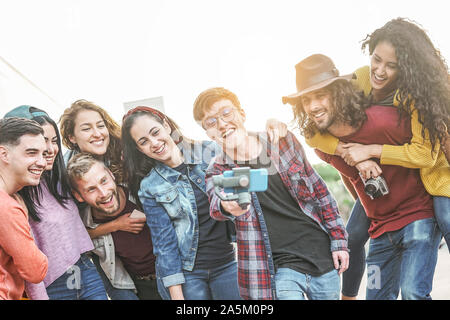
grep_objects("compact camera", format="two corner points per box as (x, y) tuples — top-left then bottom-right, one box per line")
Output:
(359, 174), (389, 200)
(213, 167), (268, 209)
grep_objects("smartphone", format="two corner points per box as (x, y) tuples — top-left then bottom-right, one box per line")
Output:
(223, 168), (268, 193)
(129, 209), (146, 220)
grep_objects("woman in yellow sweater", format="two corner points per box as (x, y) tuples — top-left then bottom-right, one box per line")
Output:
(306, 18), (450, 299)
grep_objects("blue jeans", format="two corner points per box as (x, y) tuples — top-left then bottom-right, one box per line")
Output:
(275, 268), (340, 300)
(46, 254), (108, 300)
(157, 260), (242, 300)
(434, 196), (450, 252)
(342, 199), (370, 297)
(366, 218), (441, 300)
(91, 254), (139, 300)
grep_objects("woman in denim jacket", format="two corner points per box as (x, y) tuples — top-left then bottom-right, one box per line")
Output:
(122, 106), (241, 300)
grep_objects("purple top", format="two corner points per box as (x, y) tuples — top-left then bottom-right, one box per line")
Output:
(25, 180), (94, 300)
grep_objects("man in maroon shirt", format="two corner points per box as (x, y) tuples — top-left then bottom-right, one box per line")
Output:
(67, 152), (159, 300)
(282, 54), (441, 300)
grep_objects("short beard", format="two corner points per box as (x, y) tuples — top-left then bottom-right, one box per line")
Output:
(95, 189), (120, 215)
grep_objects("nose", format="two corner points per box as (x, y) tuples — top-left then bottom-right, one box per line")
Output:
(98, 185), (108, 197)
(45, 141), (54, 155)
(92, 127), (102, 138)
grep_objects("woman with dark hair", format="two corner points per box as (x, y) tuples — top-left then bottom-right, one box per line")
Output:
(4, 105), (107, 300)
(304, 18), (449, 300)
(122, 106), (242, 300)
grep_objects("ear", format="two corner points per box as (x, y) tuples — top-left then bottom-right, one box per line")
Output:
(162, 119), (172, 134)
(68, 135), (77, 146)
(238, 108), (246, 122)
(0, 145), (9, 164)
(72, 189), (85, 203)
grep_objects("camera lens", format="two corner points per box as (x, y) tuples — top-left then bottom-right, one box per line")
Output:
(365, 183), (377, 195)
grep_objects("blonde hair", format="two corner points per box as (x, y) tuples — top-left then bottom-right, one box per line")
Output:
(66, 152), (105, 191)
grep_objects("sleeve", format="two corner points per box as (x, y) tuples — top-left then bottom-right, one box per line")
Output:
(140, 195), (185, 288)
(0, 205), (48, 284)
(25, 281), (49, 300)
(287, 133), (348, 251)
(205, 160), (239, 222)
(380, 106), (440, 168)
(305, 132), (339, 155)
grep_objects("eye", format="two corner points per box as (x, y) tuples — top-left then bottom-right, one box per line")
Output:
(151, 129), (160, 137)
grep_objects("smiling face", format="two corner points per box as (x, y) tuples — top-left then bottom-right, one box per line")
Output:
(129, 114), (181, 168)
(69, 109), (110, 156)
(41, 123), (59, 171)
(370, 40), (399, 99)
(73, 162), (120, 216)
(300, 88), (337, 133)
(7, 134), (47, 189)
(201, 99), (247, 151)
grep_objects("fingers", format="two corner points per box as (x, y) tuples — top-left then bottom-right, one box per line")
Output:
(333, 251), (349, 275)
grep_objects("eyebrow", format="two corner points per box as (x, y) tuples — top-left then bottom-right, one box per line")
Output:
(80, 120), (105, 127)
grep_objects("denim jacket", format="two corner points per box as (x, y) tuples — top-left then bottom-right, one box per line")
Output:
(138, 140), (229, 288)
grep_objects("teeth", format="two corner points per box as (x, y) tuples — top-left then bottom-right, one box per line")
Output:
(315, 112), (325, 118)
(91, 140), (104, 145)
(155, 144), (165, 154)
(29, 169), (42, 175)
(374, 74), (385, 81)
(222, 129), (235, 138)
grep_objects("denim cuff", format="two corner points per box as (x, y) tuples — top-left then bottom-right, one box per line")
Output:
(162, 272), (185, 288)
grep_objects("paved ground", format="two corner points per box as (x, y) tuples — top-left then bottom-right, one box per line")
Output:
(355, 242), (450, 300)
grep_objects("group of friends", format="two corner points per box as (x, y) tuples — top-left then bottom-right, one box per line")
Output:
(0, 17), (449, 300)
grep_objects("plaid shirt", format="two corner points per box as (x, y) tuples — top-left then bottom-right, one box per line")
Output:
(205, 131), (348, 300)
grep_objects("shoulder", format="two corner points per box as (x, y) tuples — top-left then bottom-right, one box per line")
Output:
(352, 65), (371, 96)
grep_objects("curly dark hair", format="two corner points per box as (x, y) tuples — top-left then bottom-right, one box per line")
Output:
(361, 17), (450, 153)
(293, 79), (369, 138)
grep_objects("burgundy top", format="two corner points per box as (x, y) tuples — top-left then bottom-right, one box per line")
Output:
(94, 188), (156, 276)
(316, 105), (433, 238)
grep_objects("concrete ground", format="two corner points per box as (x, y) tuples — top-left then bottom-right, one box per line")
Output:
(355, 242), (450, 300)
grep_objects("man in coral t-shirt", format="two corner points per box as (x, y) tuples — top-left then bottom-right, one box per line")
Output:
(0, 117), (48, 300)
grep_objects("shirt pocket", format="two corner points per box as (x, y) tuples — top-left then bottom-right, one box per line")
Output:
(154, 188), (184, 219)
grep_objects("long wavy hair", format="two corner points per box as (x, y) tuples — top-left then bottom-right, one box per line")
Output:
(293, 79), (369, 138)
(362, 17), (450, 152)
(121, 107), (187, 208)
(59, 99), (124, 183)
(18, 108), (73, 222)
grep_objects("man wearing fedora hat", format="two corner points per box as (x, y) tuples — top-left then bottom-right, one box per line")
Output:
(283, 54), (441, 300)
(193, 87), (349, 300)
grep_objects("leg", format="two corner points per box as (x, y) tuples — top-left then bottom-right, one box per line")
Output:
(182, 269), (211, 300)
(433, 196), (450, 252)
(399, 218), (441, 300)
(46, 265), (79, 300)
(91, 254), (139, 300)
(365, 234), (401, 300)
(342, 198), (371, 299)
(274, 268), (307, 300)
(209, 260), (242, 300)
(78, 254), (108, 300)
(307, 269), (340, 300)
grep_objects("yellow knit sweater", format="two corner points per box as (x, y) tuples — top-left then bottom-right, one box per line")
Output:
(306, 66), (450, 197)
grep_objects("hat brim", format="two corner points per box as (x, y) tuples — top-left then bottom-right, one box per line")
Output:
(282, 73), (354, 106)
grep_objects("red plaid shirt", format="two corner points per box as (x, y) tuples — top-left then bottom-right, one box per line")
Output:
(205, 131), (348, 300)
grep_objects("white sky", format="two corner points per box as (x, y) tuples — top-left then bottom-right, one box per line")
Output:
(1, 0), (449, 163)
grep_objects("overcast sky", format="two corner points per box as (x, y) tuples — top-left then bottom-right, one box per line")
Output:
(1, 0), (448, 163)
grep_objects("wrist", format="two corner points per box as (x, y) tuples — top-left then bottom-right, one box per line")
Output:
(370, 145), (383, 159)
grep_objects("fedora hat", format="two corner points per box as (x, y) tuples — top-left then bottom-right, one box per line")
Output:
(282, 54), (354, 105)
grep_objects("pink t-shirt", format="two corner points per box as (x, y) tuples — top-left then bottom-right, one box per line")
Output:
(25, 180), (94, 300)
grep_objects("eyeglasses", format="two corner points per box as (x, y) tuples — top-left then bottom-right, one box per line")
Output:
(202, 107), (235, 130)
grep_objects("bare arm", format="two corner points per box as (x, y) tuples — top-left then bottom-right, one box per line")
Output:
(168, 284), (185, 300)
